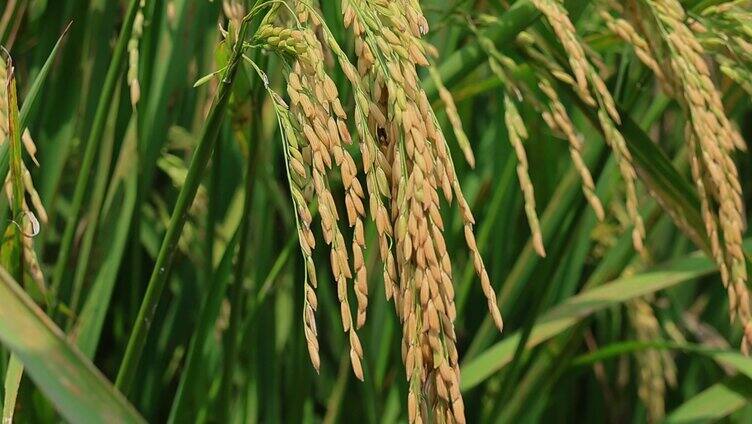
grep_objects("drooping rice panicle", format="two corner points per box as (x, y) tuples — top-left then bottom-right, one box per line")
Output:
(1, 52), (47, 296)
(472, 25), (605, 226)
(297, 2), (403, 311)
(6, 0), (752, 421)
(273, 92), (322, 373)
(516, 31), (579, 88)
(340, 1), (502, 421)
(639, 0), (751, 351)
(537, 78), (605, 221)
(687, 124), (730, 303)
(504, 94), (545, 257)
(530, 0), (594, 105)
(529, 0), (646, 255)
(693, 3), (752, 97)
(256, 14), (367, 378)
(600, 10), (671, 93)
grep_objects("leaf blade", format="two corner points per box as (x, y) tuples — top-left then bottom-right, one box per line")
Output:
(0, 265), (145, 423)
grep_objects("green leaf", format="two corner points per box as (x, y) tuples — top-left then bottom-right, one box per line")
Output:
(460, 240), (752, 391)
(665, 376), (752, 423)
(115, 16), (253, 394)
(2, 356), (22, 422)
(193, 67), (226, 88)
(72, 118), (138, 358)
(0, 265), (145, 423)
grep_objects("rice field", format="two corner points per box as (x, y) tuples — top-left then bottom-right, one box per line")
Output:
(1, 0), (751, 422)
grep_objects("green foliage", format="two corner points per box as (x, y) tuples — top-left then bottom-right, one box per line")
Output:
(0, 0), (751, 422)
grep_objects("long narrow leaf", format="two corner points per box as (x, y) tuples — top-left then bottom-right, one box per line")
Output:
(665, 376), (752, 423)
(0, 265), (145, 423)
(461, 239), (752, 391)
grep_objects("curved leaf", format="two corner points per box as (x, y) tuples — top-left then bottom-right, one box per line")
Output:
(0, 265), (145, 423)
(665, 376), (752, 423)
(461, 239), (752, 391)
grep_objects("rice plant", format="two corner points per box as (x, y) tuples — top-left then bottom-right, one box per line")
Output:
(1, 0), (751, 422)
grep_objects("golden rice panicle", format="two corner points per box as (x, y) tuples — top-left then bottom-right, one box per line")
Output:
(643, 0), (750, 351)
(687, 125), (732, 311)
(296, 28), (373, 328)
(320, 6), (400, 307)
(530, 0), (595, 106)
(504, 95), (545, 257)
(524, 2), (646, 255)
(537, 78), (605, 221)
(597, 110), (646, 256)
(258, 19), (366, 378)
(258, 21), (320, 373)
(274, 95), (321, 372)
(292, 27), (366, 379)
(342, 1), (500, 421)
(694, 4), (752, 97)
(688, 96), (750, 347)
(599, 10), (670, 93)
(474, 30), (605, 224)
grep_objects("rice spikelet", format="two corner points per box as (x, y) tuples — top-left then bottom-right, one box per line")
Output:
(127, 0), (146, 106)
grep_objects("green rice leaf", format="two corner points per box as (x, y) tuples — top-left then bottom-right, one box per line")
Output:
(0, 265), (145, 423)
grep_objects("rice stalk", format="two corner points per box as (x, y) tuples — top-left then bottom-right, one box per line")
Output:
(473, 25), (605, 235)
(115, 11), (252, 393)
